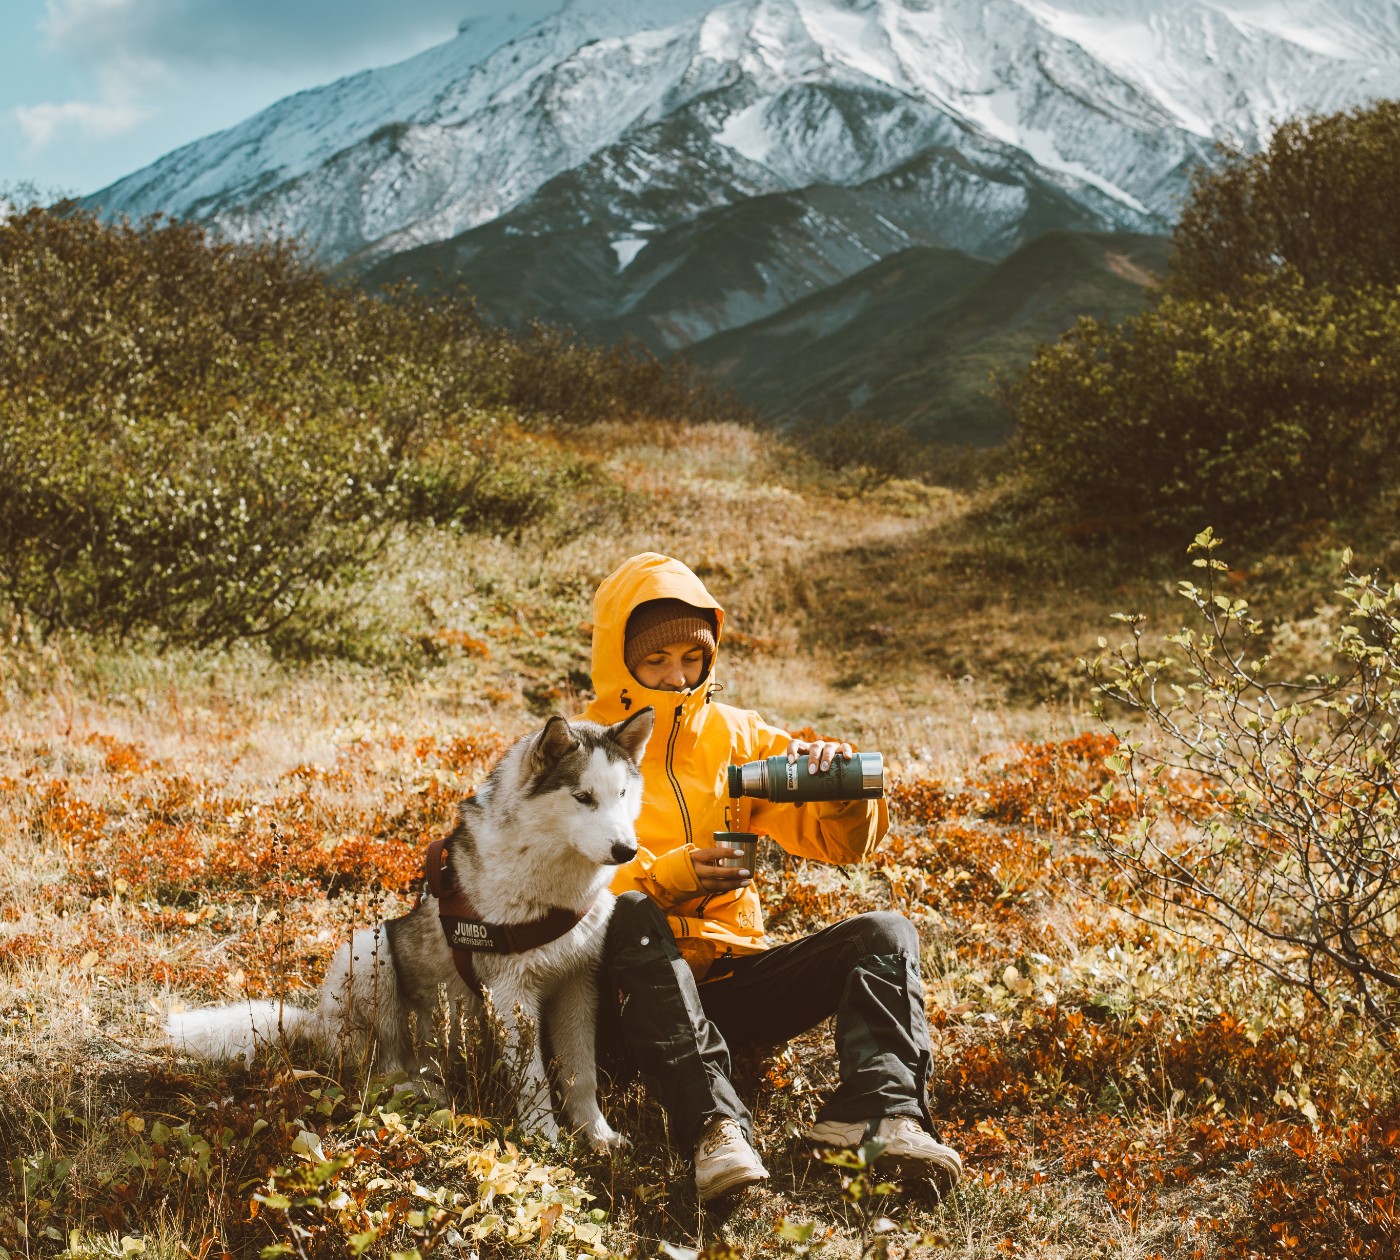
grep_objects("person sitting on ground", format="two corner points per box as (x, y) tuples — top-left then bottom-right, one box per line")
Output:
(580, 552), (962, 1203)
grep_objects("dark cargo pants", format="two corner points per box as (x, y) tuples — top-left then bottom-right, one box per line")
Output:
(603, 890), (935, 1147)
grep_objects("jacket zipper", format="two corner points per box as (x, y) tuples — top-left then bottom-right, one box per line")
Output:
(665, 699), (731, 919)
(665, 702), (693, 846)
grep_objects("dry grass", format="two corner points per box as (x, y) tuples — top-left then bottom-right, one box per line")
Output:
(2, 421), (1396, 1260)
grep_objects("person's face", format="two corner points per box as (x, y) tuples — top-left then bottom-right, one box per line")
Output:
(633, 640), (707, 692)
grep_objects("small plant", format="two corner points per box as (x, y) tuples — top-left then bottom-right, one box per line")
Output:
(819, 1139), (900, 1259)
(794, 414), (925, 498)
(780, 1140), (947, 1260)
(1086, 528), (1400, 1024)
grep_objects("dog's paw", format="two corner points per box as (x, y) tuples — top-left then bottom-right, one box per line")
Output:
(586, 1120), (629, 1153)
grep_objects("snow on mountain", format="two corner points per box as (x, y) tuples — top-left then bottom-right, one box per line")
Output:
(84, 0), (1400, 342)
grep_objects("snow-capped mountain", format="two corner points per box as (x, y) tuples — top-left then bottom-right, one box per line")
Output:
(87, 0), (1400, 349)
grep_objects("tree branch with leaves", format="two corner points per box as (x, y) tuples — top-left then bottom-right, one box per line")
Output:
(1083, 529), (1400, 1026)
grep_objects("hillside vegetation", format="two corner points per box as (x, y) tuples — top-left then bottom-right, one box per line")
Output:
(686, 230), (1171, 446)
(1010, 99), (1400, 547)
(5, 108), (1400, 1260)
(0, 206), (738, 655)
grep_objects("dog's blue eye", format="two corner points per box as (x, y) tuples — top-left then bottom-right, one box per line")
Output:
(573, 791), (597, 807)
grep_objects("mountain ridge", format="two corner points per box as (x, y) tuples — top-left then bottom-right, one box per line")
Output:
(684, 227), (1173, 442)
(89, 0), (1400, 275)
(81, 0), (1400, 438)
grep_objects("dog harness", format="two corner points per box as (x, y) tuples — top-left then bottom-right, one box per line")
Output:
(421, 837), (593, 997)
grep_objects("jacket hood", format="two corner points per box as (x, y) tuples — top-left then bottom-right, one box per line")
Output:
(588, 553), (725, 725)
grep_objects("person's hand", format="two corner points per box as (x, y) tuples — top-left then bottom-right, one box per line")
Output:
(691, 845), (752, 895)
(786, 737), (854, 774)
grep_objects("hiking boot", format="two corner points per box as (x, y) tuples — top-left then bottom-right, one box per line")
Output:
(694, 1117), (769, 1202)
(805, 1115), (962, 1198)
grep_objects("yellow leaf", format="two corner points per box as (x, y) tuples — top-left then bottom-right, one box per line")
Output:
(290, 1129), (324, 1160)
(1002, 965), (1033, 998)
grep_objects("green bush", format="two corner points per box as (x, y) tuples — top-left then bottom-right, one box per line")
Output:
(399, 419), (617, 535)
(0, 394), (409, 645)
(1008, 274), (1400, 537)
(793, 413), (928, 497)
(1172, 100), (1400, 302)
(1007, 100), (1400, 542)
(0, 207), (641, 646)
(488, 319), (748, 428)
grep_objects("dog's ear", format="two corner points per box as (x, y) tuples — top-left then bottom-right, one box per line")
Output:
(609, 705), (654, 764)
(533, 716), (580, 773)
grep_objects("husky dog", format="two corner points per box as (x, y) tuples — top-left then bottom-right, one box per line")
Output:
(168, 708), (655, 1150)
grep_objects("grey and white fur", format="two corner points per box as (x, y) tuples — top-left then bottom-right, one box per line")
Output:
(167, 708), (655, 1150)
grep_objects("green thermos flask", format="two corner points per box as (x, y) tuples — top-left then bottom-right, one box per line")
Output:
(727, 752), (884, 802)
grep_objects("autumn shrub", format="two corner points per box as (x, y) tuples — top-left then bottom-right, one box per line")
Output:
(1008, 274), (1400, 537)
(1087, 530), (1400, 1025)
(939, 1007), (1307, 1119)
(0, 207), (623, 647)
(1008, 99), (1400, 541)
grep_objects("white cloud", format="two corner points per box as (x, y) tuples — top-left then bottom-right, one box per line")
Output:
(11, 0), (566, 180)
(42, 0), (560, 73)
(15, 98), (152, 147)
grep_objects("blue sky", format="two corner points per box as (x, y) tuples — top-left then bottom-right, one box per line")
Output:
(1, 1), (559, 197)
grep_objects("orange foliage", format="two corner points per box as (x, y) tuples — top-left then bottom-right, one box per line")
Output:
(431, 629), (492, 657)
(970, 732), (1126, 831)
(28, 781), (108, 853)
(87, 733), (156, 777)
(886, 778), (955, 833)
(6, 723), (1396, 1258)
(938, 1009), (1311, 1118)
(1231, 1110), (1400, 1257)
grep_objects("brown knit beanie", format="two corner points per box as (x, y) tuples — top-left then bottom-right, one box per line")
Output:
(624, 599), (717, 678)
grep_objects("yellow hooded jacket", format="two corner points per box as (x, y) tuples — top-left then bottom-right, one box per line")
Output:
(582, 553), (889, 978)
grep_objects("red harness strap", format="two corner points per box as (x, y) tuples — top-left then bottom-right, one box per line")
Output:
(421, 837), (592, 997)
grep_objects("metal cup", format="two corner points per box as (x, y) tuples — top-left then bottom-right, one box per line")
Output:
(713, 830), (759, 872)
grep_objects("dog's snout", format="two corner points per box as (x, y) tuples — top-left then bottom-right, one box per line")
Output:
(610, 840), (638, 864)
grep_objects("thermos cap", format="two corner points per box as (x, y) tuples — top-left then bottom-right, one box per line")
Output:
(860, 751), (884, 796)
(713, 830), (758, 870)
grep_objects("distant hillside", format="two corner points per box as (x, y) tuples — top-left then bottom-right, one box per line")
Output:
(82, 1), (1399, 439)
(684, 229), (1172, 444)
(359, 156), (1124, 354)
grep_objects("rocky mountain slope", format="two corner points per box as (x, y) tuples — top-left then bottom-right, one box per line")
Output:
(85, 0), (1400, 430)
(684, 228), (1172, 441)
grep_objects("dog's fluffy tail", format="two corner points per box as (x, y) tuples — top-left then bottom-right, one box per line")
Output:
(167, 1000), (319, 1066)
